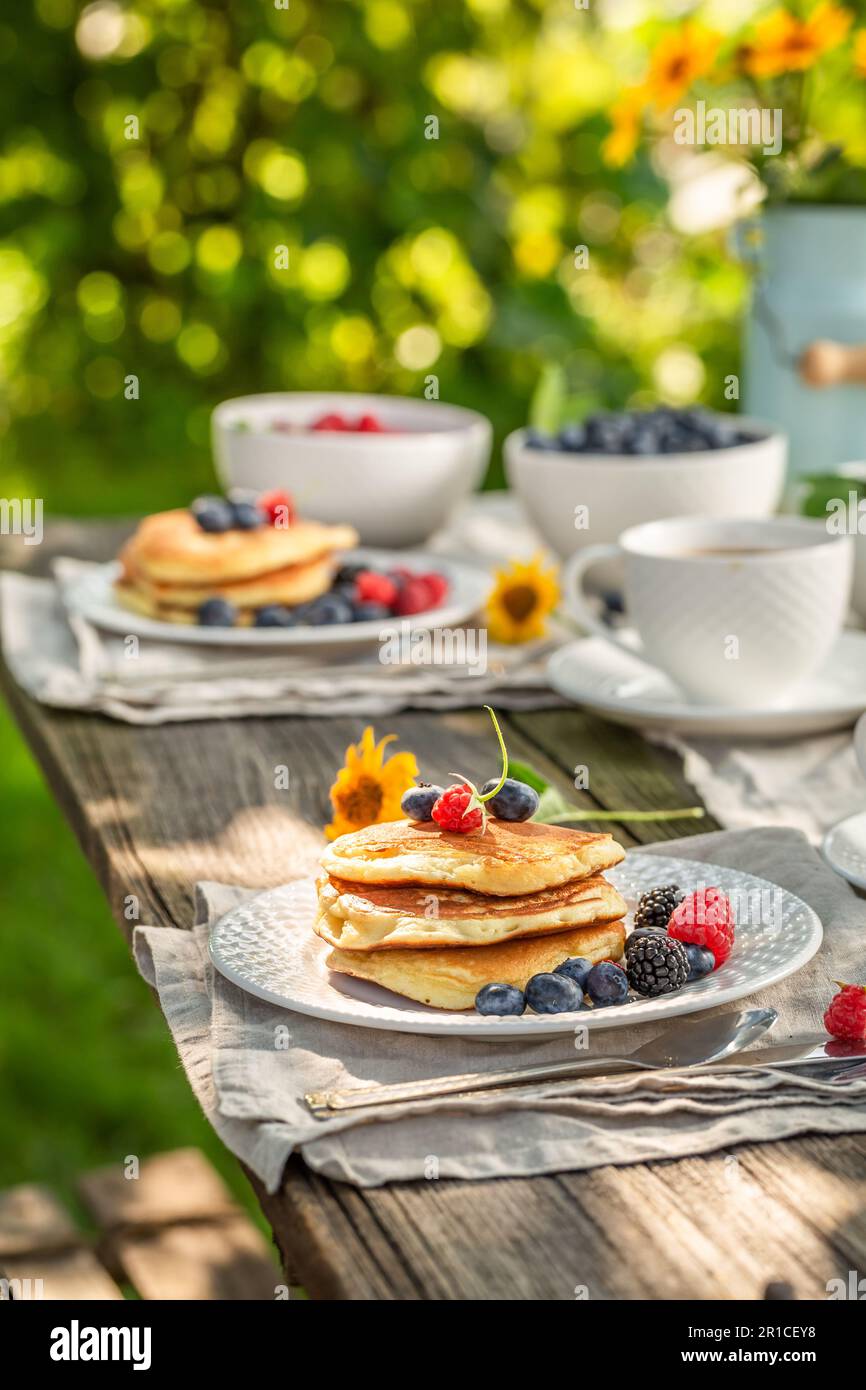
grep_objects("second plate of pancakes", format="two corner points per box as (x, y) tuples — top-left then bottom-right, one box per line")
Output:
(65, 548), (492, 647)
(209, 850), (823, 1038)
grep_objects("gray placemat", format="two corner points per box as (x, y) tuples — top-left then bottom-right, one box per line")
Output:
(133, 828), (866, 1191)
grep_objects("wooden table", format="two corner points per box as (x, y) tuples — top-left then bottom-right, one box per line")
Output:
(4, 520), (866, 1300)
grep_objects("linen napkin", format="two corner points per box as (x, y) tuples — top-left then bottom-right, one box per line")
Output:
(0, 493), (571, 722)
(655, 731), (866, 843)
(133, 827), (866, 1192)
(0, 561), (566, 723)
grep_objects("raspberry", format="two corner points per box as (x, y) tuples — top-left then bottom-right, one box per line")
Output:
(312, 412), (349, 431)
(824, 984), (866, 1041)
(420, 571), (449, 605)
(354, 570), (398, 608)
(668, 887), (735, 968)
(259, 489), (295, 528)
(394, 577), (435, 616)
(431, 783), (483, 833)
(356, 413), (386, 432)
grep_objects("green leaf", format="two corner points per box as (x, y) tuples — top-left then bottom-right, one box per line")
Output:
(528, 363), (566, 433)
(506, 758), (549, 794)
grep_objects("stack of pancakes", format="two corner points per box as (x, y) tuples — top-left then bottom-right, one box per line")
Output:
(116, 509), (358, 625)
(316, 819), (627, 1009)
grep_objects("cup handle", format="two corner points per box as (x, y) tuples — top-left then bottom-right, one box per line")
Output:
(561, 543), (641, 656)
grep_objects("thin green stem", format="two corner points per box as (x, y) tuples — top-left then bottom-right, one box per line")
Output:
(541, 808), (706, 823)
(478, 705), (508, 802)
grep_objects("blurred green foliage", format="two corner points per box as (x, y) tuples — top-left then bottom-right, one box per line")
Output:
(1, 0), (752, 512)
(0, 701), (268, 1228)
(0, 0), (764, 1204)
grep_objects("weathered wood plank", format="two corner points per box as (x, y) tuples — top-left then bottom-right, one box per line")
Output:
(3, 519), (863, 1303)
(510, 708), (720, 844)
(110, 1218), (278, 1301)
(1, 1248), (125, 1300)
(77, 1149), (239, 1230)
(0, 1185), (80, 1257)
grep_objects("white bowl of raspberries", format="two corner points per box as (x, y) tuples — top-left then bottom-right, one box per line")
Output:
(213, 392), (492, 549)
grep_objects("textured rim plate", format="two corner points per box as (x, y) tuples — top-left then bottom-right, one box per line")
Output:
(64, 548), (491, 647)
(547, 633), (866, 739)
(208, 854), (823, 1038)
(823, 810), (866, 891)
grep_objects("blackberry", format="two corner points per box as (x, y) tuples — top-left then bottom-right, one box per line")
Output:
(633, 883), (683, 931)
(626, 932), (689, 997)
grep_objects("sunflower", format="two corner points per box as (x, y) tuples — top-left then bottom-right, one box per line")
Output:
(485, 554), (560, 644)
(325, 726), (418, 840)
(740, 3), (852, 78)
(643, 23), (721, 111)
(602, 89), (646, 167)
(854, 28), (866, 75)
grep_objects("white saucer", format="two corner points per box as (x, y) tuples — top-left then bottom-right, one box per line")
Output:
(547, 632), (866, 739)
(63, 548), (491, 648)
(822, 811), (866, 890)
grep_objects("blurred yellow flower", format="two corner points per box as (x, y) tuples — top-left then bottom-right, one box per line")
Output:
(325, 727), (419, 840)
(602, 89), (645, 167)
(486, 555), (560, 644)
(740, 4), (852, 77)
(644, 24), (721, 111)
(855, 30), (866, 75)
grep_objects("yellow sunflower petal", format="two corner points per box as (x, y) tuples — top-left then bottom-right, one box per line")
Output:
(485, 554), (560, 645)
(324, 727), (418, 839)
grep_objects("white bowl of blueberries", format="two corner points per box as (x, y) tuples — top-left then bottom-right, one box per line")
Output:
(504, 408), (787, 560)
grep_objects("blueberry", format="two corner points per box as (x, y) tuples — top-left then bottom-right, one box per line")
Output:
(601, 589), (625, 616)
(525, 427), (559, 451)
(479, 777), (540, 822)
(586, 961), (629, 1007)
(254, 604), (296, 628)
(684, 943), (715, 981)
(584, 413), (628, 455)
(230, 499), (264, 530)
(475, 983), (526, 1017)
(558, 423), (586, 452)
(197, 597), (237, 627)
(525, 972), (583, 1014)
(334, 563), (365, 587)
(554, 956), (592, 992)
(625, 426), (660, 456)
(300, 594), (354, 626)
(704, 417), (739, 449)
(400, 784), (444, 821)
(624, 927), (657, 953)
(191, 496), (233, 533)
(352, 601), (392, 623)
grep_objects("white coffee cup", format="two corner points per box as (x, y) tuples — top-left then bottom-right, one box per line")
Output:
(563, 515), (853, 707)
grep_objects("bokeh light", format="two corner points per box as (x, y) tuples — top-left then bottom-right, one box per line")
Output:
(6, 0), (840, 510)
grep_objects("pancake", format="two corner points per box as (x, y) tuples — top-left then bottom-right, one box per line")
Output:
(325, 919), (627, 1010)
(113, 583), (260, 626)
(116, 553), (335, 613)
(320, 818), (626, 897)
(120, 509), (358, 585)
(314, 871), (627, 951)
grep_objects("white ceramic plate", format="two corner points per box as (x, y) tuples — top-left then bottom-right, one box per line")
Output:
(822, 811), (866, 890)
(62, 548), (492, 648)
(208, 853), (822, 1038)
(547, 632), (866, 739)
